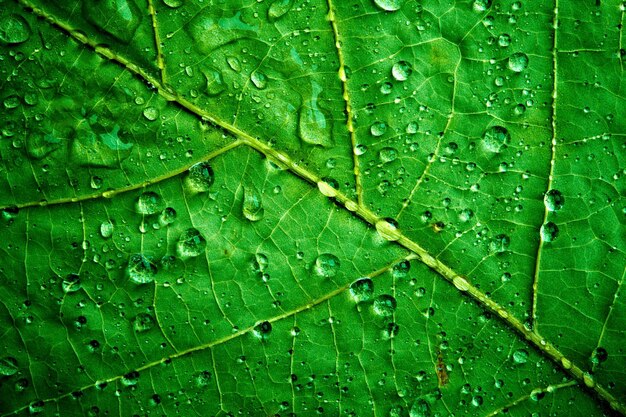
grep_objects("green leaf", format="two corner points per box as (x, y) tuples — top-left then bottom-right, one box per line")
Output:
(0, 0), (624, 416)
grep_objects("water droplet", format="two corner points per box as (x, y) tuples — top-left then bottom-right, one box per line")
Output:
(159, 207), (177, 226)
(268, 0), (295, 21)
(189, 370), (212, 389)
(133, 313), (155, 332)
(375, 218), (401, 241)
(482, 126), (510, 152)
(379, 147), (398, 163)
(28, 401), (44, 415)
(380, 82), (392, 95)
(544, 189), (564, 212)
(177, 228), (207, 258)
(121, 371), (140, 387)
(409, 399), (430, 417)
(100, 221), (114, 239)
(4, 95), (20, 109)
(540, 222), (559, 242)
(251, 71), (267, 89)
(142, 107), (158, 121)
(391, 61), (412, 81)
(317, 180), (338, 197)
(349, 278), (374, 303)
(62, 274), (82, 294)
(253, 321), (272, 340)
(354, 143), (368, 155)
(242, 186), (264, 221)
(127, 254), (157, 284)
(185, 162), (215, 193)
(373, 294), (397, 317)
(163, 0), (183, 8)
(453, 275), (470, 292)
(0, 14), (31, 45)
(313, 253), (340, 278)
(591, 347), (608, 365)
(226, 56), (242, 72)
(370, 121), (387, 137)
(472, 0), (492, 12)
(252, 252), (269, 273)
(458, 208), (474, 222)
(383, 322), (400, 339)
(299, 83), (333, 147)
(203, 68), (225, 96)
(508, 52), (529, 72)
(136, 192), (164, 215)
(0, 357), (18, 376)
(498, 34), (511, 47)
(392, 260), (410, 279)
(83, 0), (142, 43)
(489, 234), (510, 253)
(512, 349), (529, 364)
(373, 0), (404, 12)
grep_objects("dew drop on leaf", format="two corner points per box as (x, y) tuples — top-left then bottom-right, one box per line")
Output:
(0, 356), (18, 376)
(349, 278), (374, 303)
(392, 260), (410, 279)
(373, 294), (397, 317)
(472, 0), (492, 12)
(253, 321), (272, 340)
(185, 162), (215, 193)
(126, 254), (157, 284)
(158, 207), (177, 226)
(133, 312), (155, 333)
(409, 398), (430, 417)
(375, 218), (401, 241)
(298, 83), (333, 147)
(203, 68), (226, 96)
(135, 191), (164, 215)
(314, 253), (341, 278)
(142, 106), (158, 121)
(373, 0), (404, 12)
(100, 221), (114, 239)
(62, 273), (82, 294)
(163, 0), (183, 8)
(489, 234), (510, 253)
(391, 61), (412, 81)
(177, 228), (207, 258)
(251, 71), (267, 89)
(370, 121), (387, 137)
(383, 322), (400, 339)
(242, 186), (265, 222)
(268, 0), (295, 21)
(540, 222), (559, 242)
(482, 126), (510, 153)
(512, 349), (529, 364)
(406, 122), (419, 134)
(508, 52), (529, 72)
(83, 0), (142, 43)
(121, 371), (140, 387)
(226, 56), (242, 73)
(252, 253), (269, 273)
(591, 347), (608, 365)
(379, 147), (398, 163)
(28, 401), (44, 415)
(194, 370), (212, 388)
(0, 14), (31, 45)
(544, 189), (564, 212)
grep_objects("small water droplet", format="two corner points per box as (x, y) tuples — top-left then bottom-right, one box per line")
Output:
(544, 189), (564, 212)
(127, 254), (157, 284)
(409, 398), (430, 417)
(159, 207), (177, 226)
(136, 192), (164, 215)
(121, 371), (140, 387)
(373, 294), (397, 317)
(242, 186), (264, 221)
(391, 61), (412, 81)
(0, 357), (18, 376)
(100, 221), (114, 239)
(498, 34), (511, 47)
(268, 0), (295, 21)
(253, 321), (272, 340)
(380, 82), (392, 94)
(177, 228), (207, 258)
(313, 253), (340, 278)
(62, 274), (82, 293)
(512, 349), (529, 364)
(133, 313), (155, 332)
(472, 0), (492, 12)
(185, 162), (214, 192)
(379, 147), (398, 163)
(142, 106), (158, 121)
(508, 52), (529, 72)
(370, 121), (387, 137)
(163, 0), (183, 8)
(453, 275), (470, 292)
(373, 0), (404, 12)
(392, 260), (410, 279)
(226, 56), (242, 72)
(489, 234), (510, 253)
(349, 278), (374, 303)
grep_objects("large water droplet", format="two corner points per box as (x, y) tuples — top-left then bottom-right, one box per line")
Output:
(158, 207), (177, 227)
(177, 228), (207, 258)
(379, 147), (398, 163)
(133, 312), (155, 332)
(489, 234), (510, 253)
(242, 186), (264, 221)
(253, 321), (272, 340)
(186, 162), (215, 192)
(391, 61), (412, 81)
(373, 0), (404, 12)
(512, 349), (529, 364)
(0, 14), (31, 45)
(482, 126), (510, 152)
(370, 121), (387, 137)
(142, 107), (158, 121)
(268, 0), (295, 21)
(373, 294), (397, 317)
(472, 0), (492, 12)
(409, 399), (430, 417)
(203, 68), (226, 96)
(349, 278), (374, 303)
(83, 0), (142, 43)
(544, 189), (564, 212)
(0, 357), (18, 376)
(313, 253), (341, 278)
(508, 52), (529, 72)
(163, 0), (183, 8)
(127, 254), (157, 284)
(540, 222), (559, 242)
(136, 192), (164, 215)
(100, 221), (114, 239)
(299, 83), (333, 147)
(62, 274), (82, 294)
(251, 71), (267, 89)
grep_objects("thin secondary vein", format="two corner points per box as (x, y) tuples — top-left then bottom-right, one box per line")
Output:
(531, 0), (559, 329)
(147, 0), (167, 85)
(326, 0), (363, 205)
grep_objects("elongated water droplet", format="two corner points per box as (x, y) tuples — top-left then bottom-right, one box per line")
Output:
(313, 253), (340, 278)
(177, 228), (207, 258)
(203, 68), (225, 96)
(253, 321), (272, 340)
(268, 0), (295, 21)
(298, 82), (333, 147)
(251, 71), (267, 89)
(127, 254), (157, 284)
(242, 186), (264, 221)
(489, 234), (510, 253)
(62, 274), (82, 294)
(512, 349), (529, 364)
(83, 0), (142, 43)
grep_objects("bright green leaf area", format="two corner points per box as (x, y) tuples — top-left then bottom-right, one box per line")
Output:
(0, 0), (624, 416)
